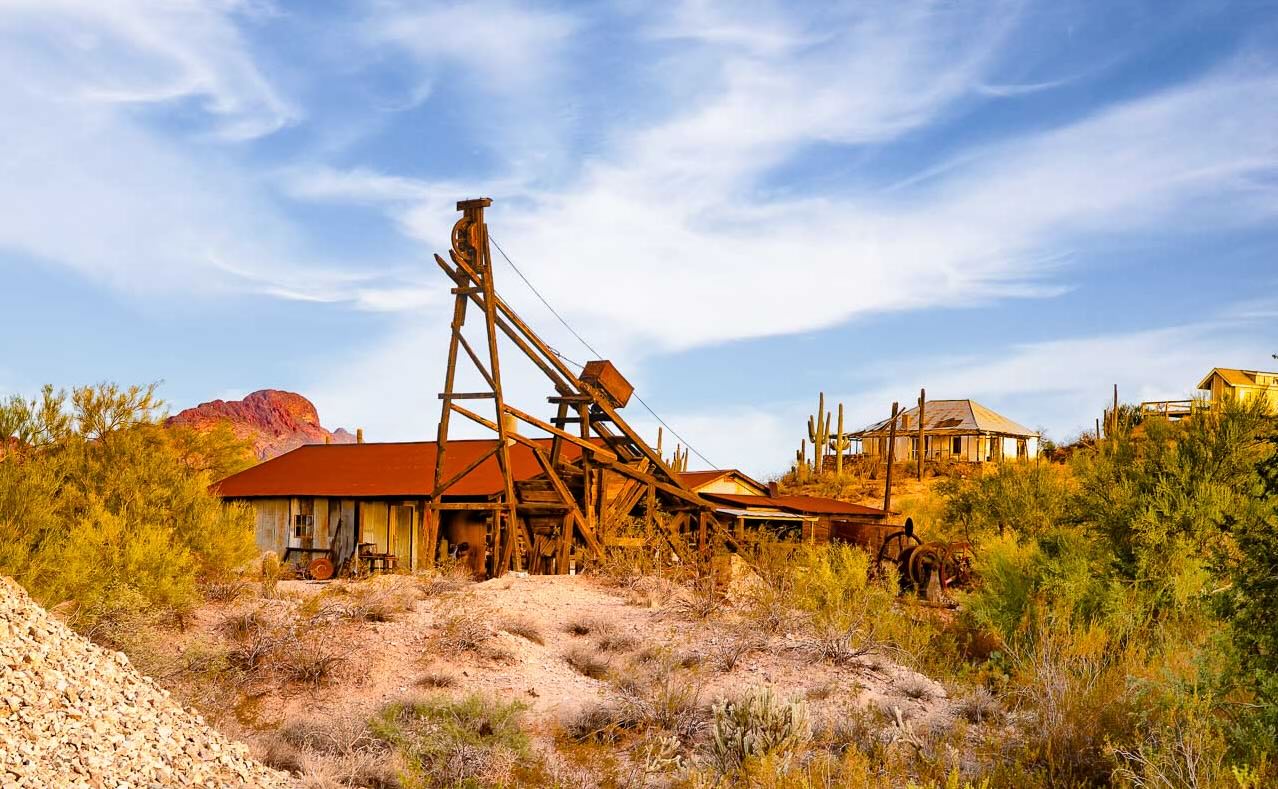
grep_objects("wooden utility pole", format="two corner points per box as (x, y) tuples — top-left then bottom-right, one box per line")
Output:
(883, 401), (899, 514)
(834, 403), (845, 475)
(916, 388), (926, 482)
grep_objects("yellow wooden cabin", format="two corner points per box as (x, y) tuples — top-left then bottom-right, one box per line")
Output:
(1197, 368), (1278, 412)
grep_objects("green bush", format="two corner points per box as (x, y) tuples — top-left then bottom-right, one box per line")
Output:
(370, 694), (535, 787)
(0, 383), (258, 631)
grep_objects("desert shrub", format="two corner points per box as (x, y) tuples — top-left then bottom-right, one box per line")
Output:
(710, 626), (763, 672)
(307, 576), (419, 624)
(260, 552), (282, 599)
(0, 383), (258, 633)
(613, 657), (704, 740)
(416, 670), (458, 689)
(500, 617), (544, 644)
(370, 694), (534, 787)
(954, 686), (1003, 725)
(594, 630), (639, 653)
(941, 461), (1072, 540)
(786, 543), (915, 664)
(706, 687), (811, 776)
(562, 701), (636, 743)
(667, 576), (723, 620)
(564, 614), (612, 637)
(266, 715), (396, 788)
(416, 561), (472, 596)
(563, 644), (610, 679)
(433, 606), (494, 654)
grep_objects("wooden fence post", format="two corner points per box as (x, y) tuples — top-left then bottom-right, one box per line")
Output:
(883, 401), (899, 514)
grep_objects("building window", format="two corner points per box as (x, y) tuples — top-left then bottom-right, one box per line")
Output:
(951, 436), (962, 456)
(294, 513), (314, 539)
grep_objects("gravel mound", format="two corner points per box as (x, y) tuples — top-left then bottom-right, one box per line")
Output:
(1, 578), (294, 788)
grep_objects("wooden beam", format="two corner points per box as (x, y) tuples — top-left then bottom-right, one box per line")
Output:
(432, 501), (504, 510)
(438, 392), (497, 400)
(604, 460), (710, 508)
(433, 443), (501, 498)
(502, 403), (620, 463)
(530, 446), (604, 558)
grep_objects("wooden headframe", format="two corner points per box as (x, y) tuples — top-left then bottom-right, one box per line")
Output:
(430, 198), (715, 576)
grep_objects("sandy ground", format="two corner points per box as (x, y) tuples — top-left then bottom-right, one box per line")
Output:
(139, 571), (967, 783)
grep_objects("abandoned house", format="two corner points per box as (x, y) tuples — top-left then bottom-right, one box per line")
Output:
(852, 399), (1039, 463)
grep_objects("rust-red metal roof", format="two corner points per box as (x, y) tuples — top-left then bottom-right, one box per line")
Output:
(213, 439), (584, 499)
(700, 491), (886, 518)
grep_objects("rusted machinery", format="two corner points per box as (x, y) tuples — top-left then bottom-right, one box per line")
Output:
(835, 517), (973, 598)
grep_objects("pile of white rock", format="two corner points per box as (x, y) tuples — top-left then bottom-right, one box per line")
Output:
(1, 577), (294, 788)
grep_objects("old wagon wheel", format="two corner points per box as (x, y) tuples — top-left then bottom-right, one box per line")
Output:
(876, 529), (922, 571)
(908, 543), (949, 590)
(307, 557), (334, 581)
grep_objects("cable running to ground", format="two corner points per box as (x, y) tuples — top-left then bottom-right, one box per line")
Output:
(489, 235), (719, 469)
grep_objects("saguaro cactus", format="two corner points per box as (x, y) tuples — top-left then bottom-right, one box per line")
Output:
(832, 402), (850, 474)
(795, 439), (808, 483)
(807, 392), (832, 476)
(667, 443), (689, 473)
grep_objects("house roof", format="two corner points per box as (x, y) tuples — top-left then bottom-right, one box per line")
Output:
(676, 469), (768, 494)
(213, 439), (585, 499)
(1195, 368), (1277, 390)
(854, 399), (1037, 438)
(700, 491), (887, 518)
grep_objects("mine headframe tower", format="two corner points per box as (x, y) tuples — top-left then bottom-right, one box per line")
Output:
(430, 197), (717, 577)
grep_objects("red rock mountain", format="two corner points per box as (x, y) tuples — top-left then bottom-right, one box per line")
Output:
(167, 389), (356, 460)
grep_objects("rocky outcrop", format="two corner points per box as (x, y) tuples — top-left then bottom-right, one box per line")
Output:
(167, 389), (356, 460)
(0, 578), (294, 788)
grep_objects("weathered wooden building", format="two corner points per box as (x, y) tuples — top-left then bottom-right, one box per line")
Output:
(853, 399), (1039, 463)
(215, 438), (595, 577)
(677, 469), (889, 542)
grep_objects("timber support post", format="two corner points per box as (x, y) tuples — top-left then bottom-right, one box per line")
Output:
(883, 401), (899, 514)
(917, 388), (926, 482)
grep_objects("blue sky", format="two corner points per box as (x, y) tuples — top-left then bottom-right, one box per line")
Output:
(1, 0), (1276, 476)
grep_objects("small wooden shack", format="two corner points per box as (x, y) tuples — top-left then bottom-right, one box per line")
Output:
(215, 438), (594, 577)
(677, 469), (889, 542)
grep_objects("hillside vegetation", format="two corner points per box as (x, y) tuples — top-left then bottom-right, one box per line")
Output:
(0, 383), (258, 635)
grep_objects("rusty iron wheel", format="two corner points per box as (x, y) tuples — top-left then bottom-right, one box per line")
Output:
(908, 543), (949, 590)
(876, 529), (922, 572)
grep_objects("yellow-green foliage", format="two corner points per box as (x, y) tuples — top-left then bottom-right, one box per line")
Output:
(954, 398), (1277, 784)
(0, 383), (259, 629)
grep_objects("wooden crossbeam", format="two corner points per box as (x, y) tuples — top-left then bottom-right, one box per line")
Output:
(434, 443), (500, 498)
(502, 403), (619, 463)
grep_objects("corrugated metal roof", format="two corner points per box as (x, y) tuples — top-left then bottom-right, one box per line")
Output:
(700, 491), (886, 518)
(854, 399), (1036, 438)
(213, 439), (585, 499)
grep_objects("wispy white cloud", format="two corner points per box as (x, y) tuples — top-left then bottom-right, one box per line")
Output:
(0, 0), (296, 140)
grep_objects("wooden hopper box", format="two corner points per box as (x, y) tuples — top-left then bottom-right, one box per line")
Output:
(580, 360), (634, 408)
